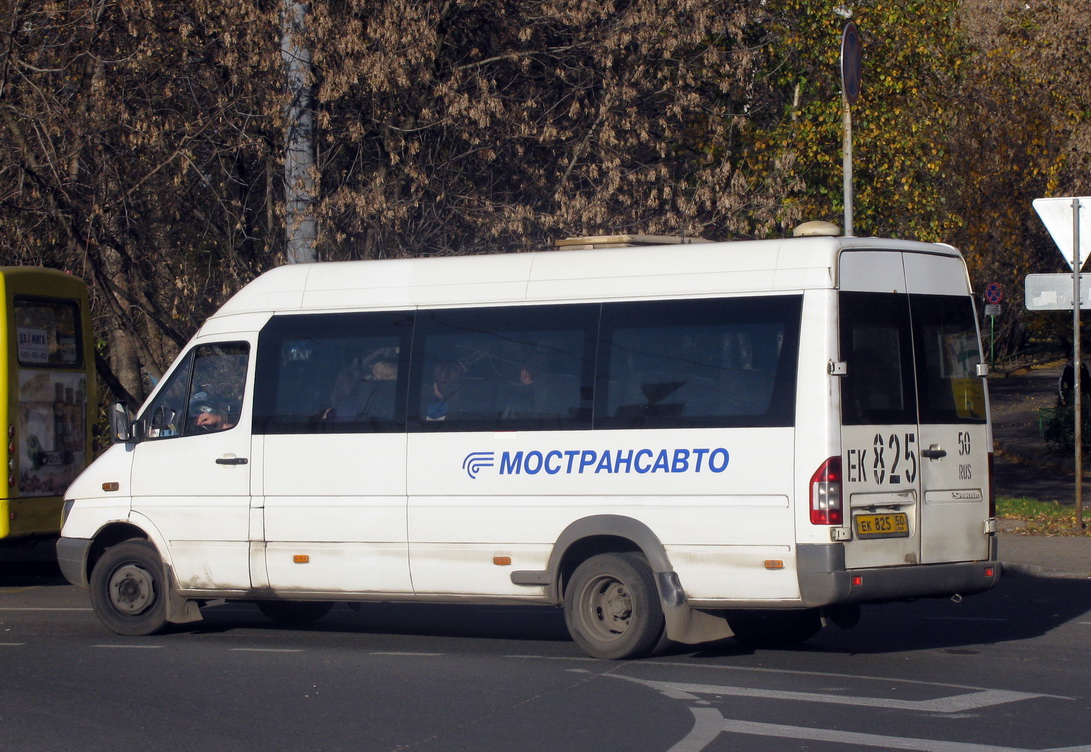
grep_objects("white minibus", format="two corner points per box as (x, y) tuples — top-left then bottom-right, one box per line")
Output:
(57, 228), (1000, 659)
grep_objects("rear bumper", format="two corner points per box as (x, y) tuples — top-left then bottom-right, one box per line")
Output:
(56, 536), (92, 589)
(797, 537), (1001, 607)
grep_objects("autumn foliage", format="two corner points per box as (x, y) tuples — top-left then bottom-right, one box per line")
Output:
(1, 0), (1088, 401)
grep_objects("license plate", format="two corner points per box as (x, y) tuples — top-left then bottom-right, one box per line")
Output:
(854, 512), (909, 539)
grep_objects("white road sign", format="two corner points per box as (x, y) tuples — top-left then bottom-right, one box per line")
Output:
(1025, 273), (1091, 310)
(1032, 197), (1091, 271)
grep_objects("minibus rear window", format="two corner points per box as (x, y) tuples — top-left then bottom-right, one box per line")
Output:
(911, 295), (987, 424)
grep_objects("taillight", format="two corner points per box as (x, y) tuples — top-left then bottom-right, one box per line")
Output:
(810, 457), (843, 525)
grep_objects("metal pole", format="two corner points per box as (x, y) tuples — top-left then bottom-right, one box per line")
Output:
(990, 314), (995, 369)
(843, 97), (853, 237)
(1074, 198), (1085, 529)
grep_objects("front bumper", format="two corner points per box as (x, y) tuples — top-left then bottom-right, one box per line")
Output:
(56, 537), (93, 589)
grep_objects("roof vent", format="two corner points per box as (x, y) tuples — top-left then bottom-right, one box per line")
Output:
(555, 234), (712, 250)
(792, 221), (841, 238)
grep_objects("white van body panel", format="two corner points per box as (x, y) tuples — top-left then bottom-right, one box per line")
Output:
(260, 432), (412, 594)
(406, 426), (797, 602)
(58, 234), (998, 646)
(208, 238), (955, 317)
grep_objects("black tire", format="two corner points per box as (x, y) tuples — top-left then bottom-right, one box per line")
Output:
(255, 600), (334, 626)
(726, 608), (822, 649)
(88, 540), (170, 636)
(564, 552), (665, 660)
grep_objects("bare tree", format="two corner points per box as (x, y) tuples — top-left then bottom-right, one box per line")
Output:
(310, 0), (779, 258)
(0, 1), (282, 402)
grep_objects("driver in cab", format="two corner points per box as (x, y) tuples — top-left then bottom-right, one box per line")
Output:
(194, 404), (234, 431)
(191, 394), (235, 432)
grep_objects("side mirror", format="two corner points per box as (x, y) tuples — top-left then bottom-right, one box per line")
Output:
(110, 402), (137, 443)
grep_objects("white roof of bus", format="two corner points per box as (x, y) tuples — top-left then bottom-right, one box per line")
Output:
(210, 236), (960, 321)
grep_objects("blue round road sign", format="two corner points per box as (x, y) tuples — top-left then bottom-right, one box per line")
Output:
(841, 23), (862, 105)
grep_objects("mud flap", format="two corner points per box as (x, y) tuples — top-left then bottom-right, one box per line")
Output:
(657, 571), (733, 645)
(164, 565), (204, 625)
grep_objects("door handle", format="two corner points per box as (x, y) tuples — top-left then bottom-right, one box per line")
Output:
(215, 456), (249, 465)
(921, 446), (946, 459)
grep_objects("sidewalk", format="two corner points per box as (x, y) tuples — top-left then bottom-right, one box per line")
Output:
(999, 520), (1091, 578)
(990, 364), (1090, 579)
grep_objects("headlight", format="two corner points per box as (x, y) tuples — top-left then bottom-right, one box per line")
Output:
(60, 499), (75, 528)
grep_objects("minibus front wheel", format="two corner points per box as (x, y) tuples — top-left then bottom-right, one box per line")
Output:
(564, 552), (665, 660)
(89, 540), (169, 636)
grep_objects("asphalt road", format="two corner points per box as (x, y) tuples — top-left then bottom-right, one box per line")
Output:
(1, 553), (1089, 752)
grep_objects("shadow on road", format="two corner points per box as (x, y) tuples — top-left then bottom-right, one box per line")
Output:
(0, 536), (66, 587)
(693, 574), (1090, 658)
(189, 572), (1090, 657)
(6, 536), (1085, 658)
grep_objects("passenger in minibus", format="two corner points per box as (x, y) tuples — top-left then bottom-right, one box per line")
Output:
(425, 362), (463, 421)
(321, 347), (398, 420)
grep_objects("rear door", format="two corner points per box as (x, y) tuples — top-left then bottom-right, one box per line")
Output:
(839, 250), (990, 570)
(905, 255), (990, 563)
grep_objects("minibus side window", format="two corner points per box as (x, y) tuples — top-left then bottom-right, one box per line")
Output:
(253, 312), (413, 434)
(410, 304), (596, 431)
(840, 292), (916, 426)
(597, 296), (802, 429)
(911, 295), (987, 424)
(141, 342), (250, 439)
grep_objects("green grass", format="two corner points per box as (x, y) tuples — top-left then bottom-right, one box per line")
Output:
(997, 496), (1091, 536)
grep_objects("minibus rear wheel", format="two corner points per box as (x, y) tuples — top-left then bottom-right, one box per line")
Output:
(89, 540), (169, 636)
(564, 552), (665, 660)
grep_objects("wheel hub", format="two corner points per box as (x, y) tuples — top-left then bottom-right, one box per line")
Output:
(592, 579), (632, 634)
(109, 564), (154, 614)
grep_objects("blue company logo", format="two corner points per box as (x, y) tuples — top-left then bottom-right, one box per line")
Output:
(462, 451), (496, 479)
(461, 447), (729, 479)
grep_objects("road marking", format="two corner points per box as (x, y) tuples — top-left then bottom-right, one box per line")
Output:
(369, 651), (444, 657)
(640, 679), (1043, 713)
(231, 648), (304, 653)
(0, 642), (26, 646)
(924, 616), (1007, 622)
(713, 712), (1091, 752)
(93, 644), (163, 649)
(0, 607), (93, 611)
(667, 708), (723, 752)
(646, 658), (1069, 696)
(668, 708), (1091, 752)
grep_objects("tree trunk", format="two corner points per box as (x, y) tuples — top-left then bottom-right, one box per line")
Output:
(282, 0), (318, 264)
